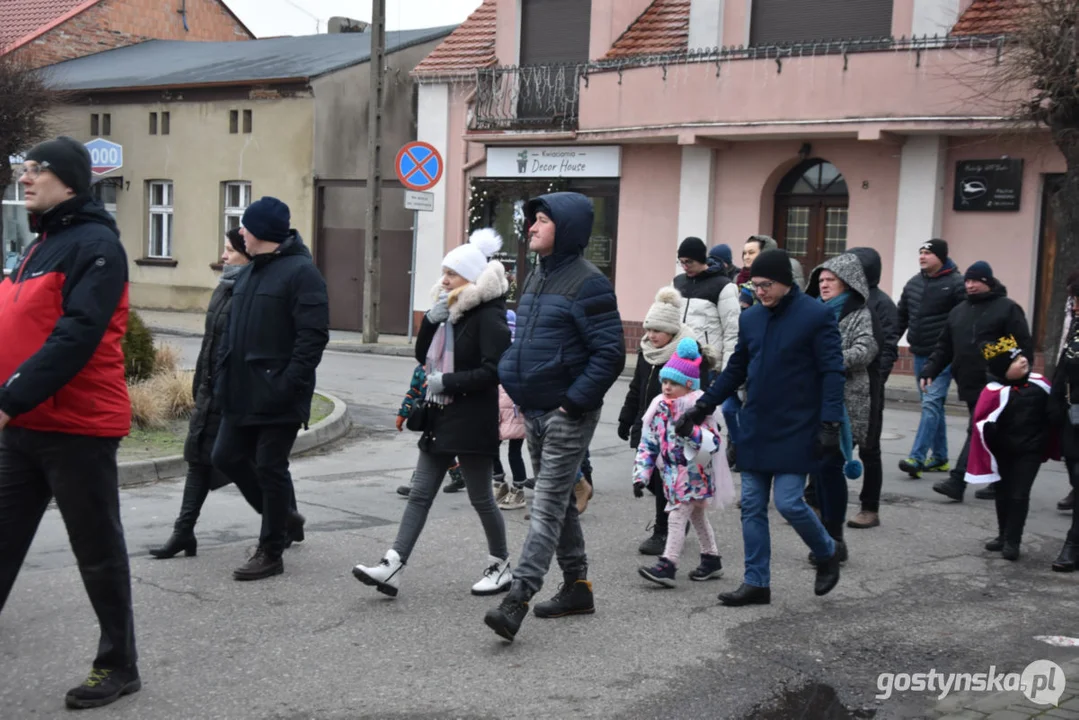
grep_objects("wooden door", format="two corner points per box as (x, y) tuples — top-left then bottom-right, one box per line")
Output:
(1034, 174), (1065, 349)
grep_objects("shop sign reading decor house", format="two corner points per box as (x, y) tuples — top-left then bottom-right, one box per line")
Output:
(487, 146), (621, 178)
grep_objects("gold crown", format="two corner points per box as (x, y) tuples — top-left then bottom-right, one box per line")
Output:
(982, 335), (1018, 360)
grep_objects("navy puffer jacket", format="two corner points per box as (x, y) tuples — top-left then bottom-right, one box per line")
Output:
(498, 192), (625, 416)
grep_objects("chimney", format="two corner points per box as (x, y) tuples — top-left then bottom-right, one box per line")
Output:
(328, 17), (369, 34)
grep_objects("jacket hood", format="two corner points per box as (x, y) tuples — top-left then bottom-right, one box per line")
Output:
(526, 192), (594, 257)
(806, 252), (871, 303)
(928, 258), (960, 278)
(30, 193), (119, 238)
(848, 246), (882, 289)
(430, 260), (509, 324)
(752, 235), (779, 252)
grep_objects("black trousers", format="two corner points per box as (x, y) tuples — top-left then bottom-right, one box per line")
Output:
(211, 420), (300, 556)
(1067, 459), (1079, 544)
(174, 462), (264, 533)
(993, 452), (1042, 544)
(950, 397), (980, 486)
(647, 468), (668, 535)
(858, 371), (886, 513)
(0, 427), (137, 670)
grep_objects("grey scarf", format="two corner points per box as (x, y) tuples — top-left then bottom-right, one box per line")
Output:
(219, 263), (245, 288)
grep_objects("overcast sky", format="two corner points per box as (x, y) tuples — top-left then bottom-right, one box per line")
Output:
(225, 0), (482, 37)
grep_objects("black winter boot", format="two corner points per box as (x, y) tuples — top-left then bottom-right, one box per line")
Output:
(814, 547), (841, 596)
(933, 477), (965, 502)
(149, 530), (197, 559)
(484, 580), (531, 642)
(1052, 541), (1079, 572)
(233, 546), (284, 581)
(533, 576), (595, 618)
(64, 666), (141, 709)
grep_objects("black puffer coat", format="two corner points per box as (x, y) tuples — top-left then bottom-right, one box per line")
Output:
(416, 260), (511, 457)
(849, 247), (900, 380)
(184, 278), (234, 471)
(922, 281), (1033, 404)
(897, 259), (966, 356)
(1050, 314), (1079, 460)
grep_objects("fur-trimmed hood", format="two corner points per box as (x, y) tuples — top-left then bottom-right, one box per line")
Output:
(430, 260), (509, 324)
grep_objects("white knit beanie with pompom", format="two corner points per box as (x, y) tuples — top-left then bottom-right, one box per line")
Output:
(441, 228), (502, 283)
(644, 286), (683, 335)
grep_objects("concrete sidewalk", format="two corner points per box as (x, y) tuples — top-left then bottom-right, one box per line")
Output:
(140, 307), (964, 410)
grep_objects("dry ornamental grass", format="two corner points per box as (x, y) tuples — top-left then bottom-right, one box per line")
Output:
(127, 344), (194, 429)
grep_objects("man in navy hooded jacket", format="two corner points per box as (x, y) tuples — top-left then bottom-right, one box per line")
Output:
(485, 192), (624, 642)
(676, 249), (845, 606)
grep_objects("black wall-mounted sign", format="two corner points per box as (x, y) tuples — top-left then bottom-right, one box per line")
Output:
(954, 159), (1024, 212)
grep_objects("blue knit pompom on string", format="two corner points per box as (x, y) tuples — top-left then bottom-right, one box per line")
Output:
(844, 459), (863, 480)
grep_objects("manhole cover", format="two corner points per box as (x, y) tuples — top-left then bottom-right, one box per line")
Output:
(881, 432), (903, 441)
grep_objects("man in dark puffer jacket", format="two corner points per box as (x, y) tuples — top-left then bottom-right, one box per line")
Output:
(896, 239), (966, 478)
(921, 261), (1033, 503)
(486, 192), (624, 642)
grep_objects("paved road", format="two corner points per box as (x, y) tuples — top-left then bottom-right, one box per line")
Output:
(2, 337), (1077, 719)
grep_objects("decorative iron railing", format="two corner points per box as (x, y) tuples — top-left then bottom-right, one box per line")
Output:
(472, 64), (585, 131)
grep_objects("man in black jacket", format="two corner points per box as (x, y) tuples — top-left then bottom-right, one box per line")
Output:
(896, 239), (966, 478)
(0, 138), (140, 709)
(920, 261), (1033, 502)
(212, 197), (329, 580)
(847, 247), (900, 529)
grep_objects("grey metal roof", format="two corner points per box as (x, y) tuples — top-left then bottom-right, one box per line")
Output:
(42, 26), (456, 91)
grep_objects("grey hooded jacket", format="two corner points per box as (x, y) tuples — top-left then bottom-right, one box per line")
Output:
(806, 253), (879, 445)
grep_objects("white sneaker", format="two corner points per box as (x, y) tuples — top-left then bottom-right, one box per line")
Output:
(494, 482), (510, 503)
(471, 555), (512, 596)
(352, 549), (404, 597)
(498, 487), (526, 510)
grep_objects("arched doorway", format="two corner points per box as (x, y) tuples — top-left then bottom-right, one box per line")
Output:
(773, 159), (849, 272)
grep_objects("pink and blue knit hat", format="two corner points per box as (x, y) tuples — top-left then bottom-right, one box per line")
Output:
(659, 337), (702, 390)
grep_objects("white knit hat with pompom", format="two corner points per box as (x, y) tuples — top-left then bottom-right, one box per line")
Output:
(644, 286), (683, 335)
(441, 228), (502, 283)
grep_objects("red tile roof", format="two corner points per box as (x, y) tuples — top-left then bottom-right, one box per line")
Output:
(412, 0), (497, 77)
(605, 0), (690, 59)
(952, 0), (1028, 36)
(0, 0), (99, 52)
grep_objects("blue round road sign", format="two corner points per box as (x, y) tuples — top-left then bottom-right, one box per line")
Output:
(395, 141), (443, 191)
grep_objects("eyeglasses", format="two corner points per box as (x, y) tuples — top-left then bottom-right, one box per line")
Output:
(678, 258), (696, 267)
(19, 162), (52, 179)
(752, 280), (776, 291)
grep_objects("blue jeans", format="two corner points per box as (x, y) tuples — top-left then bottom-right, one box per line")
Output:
(513, 409), (600, 596)
(722, 395), (742, 444)
(910, 355), (951, 465)
(740, 470), (836, 588)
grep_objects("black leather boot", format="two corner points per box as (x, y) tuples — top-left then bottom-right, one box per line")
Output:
(149, 530), (197, 559)
(1052, 541), (1079, 572)
(814, 550), (841, 596)
(718, 583), (771, 606)
(933, 477), (965, 502)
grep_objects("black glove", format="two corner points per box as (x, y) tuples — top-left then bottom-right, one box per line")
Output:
(674, 403), (711, 438)
(633, 481), (646, 498)
(816, 421), (842, 458)
(617, 422), (631, 442)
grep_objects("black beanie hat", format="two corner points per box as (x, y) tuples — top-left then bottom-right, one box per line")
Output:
(749, 248), (795, 287)
(677, 236), (708, 264)
(241, 196), (291, 244)
(24, 136), (92, 196)
(919, 238), (948, 264)
(982, 334), (1022, 380)
(964, 260), (994, 284)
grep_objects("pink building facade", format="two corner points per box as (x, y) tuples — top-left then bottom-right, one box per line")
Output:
(411, 0), (1064, 372)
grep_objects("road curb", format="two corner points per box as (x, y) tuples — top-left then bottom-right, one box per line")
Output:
(117, 391), (352, 488)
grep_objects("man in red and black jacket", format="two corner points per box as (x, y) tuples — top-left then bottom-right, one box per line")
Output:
(0, 137), (140, 710)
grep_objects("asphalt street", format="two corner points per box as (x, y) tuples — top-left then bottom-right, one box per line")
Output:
(2, 336), (1077, 719)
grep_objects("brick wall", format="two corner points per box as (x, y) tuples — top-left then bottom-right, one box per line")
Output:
(15, 0), (250, 68)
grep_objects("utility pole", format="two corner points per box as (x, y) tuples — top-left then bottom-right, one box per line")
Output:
(362, 0), (385, 343)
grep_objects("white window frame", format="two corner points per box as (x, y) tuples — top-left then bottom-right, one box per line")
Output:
(222, 181), (251, 237)
(147, 180), (174, 259)
(2, 183), (30, 276)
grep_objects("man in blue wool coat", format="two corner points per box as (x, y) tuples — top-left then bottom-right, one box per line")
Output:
(676, 249), (846, 606)
(485, 192), (624, 642)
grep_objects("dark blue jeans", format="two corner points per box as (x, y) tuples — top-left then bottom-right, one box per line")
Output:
(513, 409), (600, 596)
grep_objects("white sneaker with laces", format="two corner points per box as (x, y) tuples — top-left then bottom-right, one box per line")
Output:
(352, 549), (404, 597)
(471, 555), (512, 596)
(498, 487), (526, 510)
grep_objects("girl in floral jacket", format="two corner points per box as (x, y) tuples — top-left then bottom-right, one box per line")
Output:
(633, 338), (735, 587)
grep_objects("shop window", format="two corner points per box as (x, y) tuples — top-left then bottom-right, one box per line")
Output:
(773, 159), (849, 272)
(751, 0), (893, 46)
(1, 183), (33, 275)
(147, 181), (174, 258)
(222, 181), (251, 241)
